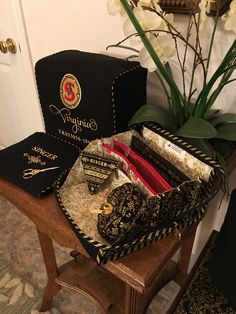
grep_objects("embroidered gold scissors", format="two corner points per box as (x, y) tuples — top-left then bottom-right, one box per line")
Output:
(23, 166), (60, 179)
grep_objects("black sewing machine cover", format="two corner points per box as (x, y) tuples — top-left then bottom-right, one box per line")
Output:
(0, 50), (147, 196)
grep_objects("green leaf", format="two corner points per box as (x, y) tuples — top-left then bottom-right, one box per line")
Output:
(120, 0), (184, 127)
(205, 109), (220, 119)
(176, 116), (217, 139)
(194, 39), (236, 117)
(216, 123), (236, 140)
(164, 63), (185, 126)
(210, 113), (236, 126)
(204, 78), (236, 116)
(186, 102), (195, 116)
(128, 104), (177, 132)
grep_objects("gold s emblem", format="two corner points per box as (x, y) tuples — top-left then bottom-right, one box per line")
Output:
(60, 74), (81, 109)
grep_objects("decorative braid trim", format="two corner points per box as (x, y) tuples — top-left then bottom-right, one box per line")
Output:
(145, 123), (224, 173)
(111, 65), (141, 134)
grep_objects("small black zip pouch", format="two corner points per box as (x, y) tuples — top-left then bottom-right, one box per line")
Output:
(0, 132), (80, 196)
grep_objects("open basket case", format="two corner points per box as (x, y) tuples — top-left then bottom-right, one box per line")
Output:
(55, 123), (225, 265)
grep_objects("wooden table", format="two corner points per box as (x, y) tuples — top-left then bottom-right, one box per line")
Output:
(0, 177), (198, 314)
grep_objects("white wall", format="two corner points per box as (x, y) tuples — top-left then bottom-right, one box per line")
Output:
(21, 1), (236, 113)
(21, 0), (128, 64)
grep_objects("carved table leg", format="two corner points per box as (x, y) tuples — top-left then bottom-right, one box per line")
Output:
(125, 285), (145, 314)
(37, 228), (61, 311)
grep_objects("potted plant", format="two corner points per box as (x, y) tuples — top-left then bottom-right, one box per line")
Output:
(107, 0), (236, 160)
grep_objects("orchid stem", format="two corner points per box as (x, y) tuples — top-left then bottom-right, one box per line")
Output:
(206, 0), (220, 80)
(119, 0), (184, 127)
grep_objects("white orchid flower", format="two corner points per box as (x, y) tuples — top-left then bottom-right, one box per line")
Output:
(123, 18), (141, 44)
(153, 1), (162, 12)
(161, 13), (174, 31)
(138, 0), (153, 6)
(134, 6), (164, 30)
(222, 0), (236, 33)
(196, 0), (211, 30)
(138, 0), (162, 11)
(107, 0), (130, 16)
(123, 6), (165, 42)
(139, 34), (175, 71)
(164, 13), (174, 24)
(205, 0), (211, 13)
